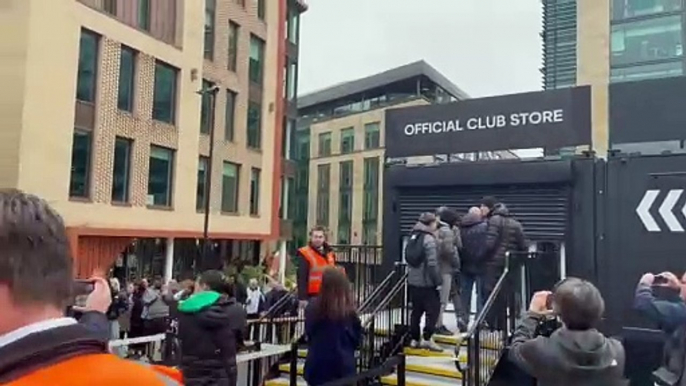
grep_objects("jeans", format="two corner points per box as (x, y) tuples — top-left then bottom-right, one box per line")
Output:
(461, 271), (485, 324)
(409, 286), (441, 341)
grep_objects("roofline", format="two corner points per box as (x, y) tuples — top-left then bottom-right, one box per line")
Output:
(297, 60), (470, 109)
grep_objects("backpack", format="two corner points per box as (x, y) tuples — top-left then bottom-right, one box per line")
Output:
(405, 230), (430, 268)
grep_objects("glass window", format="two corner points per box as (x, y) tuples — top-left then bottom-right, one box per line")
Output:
(249, 35), (265, 84)
(77, 30), (98, 103)
(69, 130), (92, 198)
(611, 60), (683, 82)
(283, 119), (295, 159)
(104, 0), (117, 15)
(340, 161), (353, 189)
(112, 137), (132, 203)
(364, 122), (381, 149)
(295, 132), (310, 161)
(147, 146), (174, 207)
(287, 63), (297, 100)
(340, 128), (355, 154)
(250, 168), (261, 215)
(138, 0), (150, 31)
(200, 80), (214, 135)
(363, 157), (379, 221)
(362, 223), (377, 245)
(338, 222), (351, 244)
(612, 0), (682, 20)
(118, 46), (136, 112)
(611, 15), (683, 66)
(225, 90), (236, 141)
(287, 8), (299, 44)
(196, 157), (209, 211)
(221, 162), (240, 213)
(152, 61), (178, 124)
(228, 21), (239, 72)
(318, 132), (332, 157)
(247, 101), (262, 149)
(316, 164), (330, 227)
(257, 0), (265, 20)
(204, 0), (216, 60)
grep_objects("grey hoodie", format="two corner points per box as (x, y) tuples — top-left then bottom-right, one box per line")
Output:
(436, 220), (461, 275)
(407, 221), (441, 288)
(509, 313), (627, 386)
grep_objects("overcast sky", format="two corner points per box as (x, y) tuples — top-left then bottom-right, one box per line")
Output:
(298, 0), (542, 98)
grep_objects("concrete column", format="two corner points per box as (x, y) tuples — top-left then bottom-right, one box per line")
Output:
(278, 240), (287, 283)
(164, 237), (175, 283)
(577, 0), (611, 158)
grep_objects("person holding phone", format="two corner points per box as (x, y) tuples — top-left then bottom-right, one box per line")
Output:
(0, 189), (181, 385)
(635, 272), (686, 385)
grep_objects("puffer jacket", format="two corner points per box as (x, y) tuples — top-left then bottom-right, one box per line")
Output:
(485, 204), (528, 267)
(407, 222), (441, 289)
(178, 291), (247, 386)
(436, 221), (461, 275)
(460, 212), (489, 275)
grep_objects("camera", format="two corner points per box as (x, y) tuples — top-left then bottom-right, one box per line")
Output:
(654, 275), (669, 285)
(535, 315), (562, 338)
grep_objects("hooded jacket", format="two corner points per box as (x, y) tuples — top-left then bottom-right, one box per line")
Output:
(436, 221), (461, 275)
(485, 204), (528, 267)
(177, 291), (247, 386)
(509, 313), (628, 386)
(460, 213), (489, 275)
(407, 221), (441, 289)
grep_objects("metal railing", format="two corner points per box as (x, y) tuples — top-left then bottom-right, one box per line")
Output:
(457, 252), (520, 386)
(330, 245), (385, 307)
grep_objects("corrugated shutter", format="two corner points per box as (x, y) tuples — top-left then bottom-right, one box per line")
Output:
(397, 184), (569, 241)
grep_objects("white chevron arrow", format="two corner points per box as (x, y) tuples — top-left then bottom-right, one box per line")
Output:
(659, 189), (684, 232)
(636, 190), (660, 232)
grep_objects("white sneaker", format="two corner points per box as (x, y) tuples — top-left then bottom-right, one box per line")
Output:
(409, 339), (420, 349)
(420, 339), (443, 352)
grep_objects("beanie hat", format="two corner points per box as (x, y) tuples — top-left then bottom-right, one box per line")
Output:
(481, 196), (498, 210)
(418, 212), (437, 225)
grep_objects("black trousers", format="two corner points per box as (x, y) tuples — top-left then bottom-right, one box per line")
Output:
(409, 286), (441, 341)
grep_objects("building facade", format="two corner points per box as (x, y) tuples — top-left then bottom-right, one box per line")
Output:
(543, 0), (684, 89)
(0, 0), (306, 279)
(292, 61), (473, 247)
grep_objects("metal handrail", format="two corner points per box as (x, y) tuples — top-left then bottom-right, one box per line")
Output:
(364, 271), (408, 329)
(358, 268), (397, 313)
(253, 288), (297, 325)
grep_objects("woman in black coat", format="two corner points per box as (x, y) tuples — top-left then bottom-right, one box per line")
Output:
(177, 270), (247, 386)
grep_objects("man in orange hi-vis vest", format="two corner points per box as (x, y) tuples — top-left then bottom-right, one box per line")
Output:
(296, 226), (337, 307)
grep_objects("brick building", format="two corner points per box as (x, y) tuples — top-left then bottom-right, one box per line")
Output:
(0, 0), (306, 280)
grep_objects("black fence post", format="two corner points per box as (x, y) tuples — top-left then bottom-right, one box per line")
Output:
(397, 354), (406, 386)
(289, 342), (298, 386)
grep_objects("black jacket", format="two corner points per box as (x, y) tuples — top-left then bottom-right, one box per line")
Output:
(460, 213), (489, 275)
(178, 292), (247, 386)
(509, 312), (628, 386)
(485, 204), (528, 267)
(297, 243), (334, 300)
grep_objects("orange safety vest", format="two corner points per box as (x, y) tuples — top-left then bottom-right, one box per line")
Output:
(6, 354), (181, 386)
(299, 246), (336, 295)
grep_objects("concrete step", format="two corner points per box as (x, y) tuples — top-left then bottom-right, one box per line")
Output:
(380, 371), (462, 386)
(405, 355), (463, 379)
(265, 376), (307, 386)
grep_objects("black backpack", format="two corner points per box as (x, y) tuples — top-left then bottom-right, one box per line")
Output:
(405, 230), (430, 268)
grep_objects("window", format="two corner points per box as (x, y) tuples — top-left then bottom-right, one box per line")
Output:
(69, 130), (92, 198)
(222, 162), (240, 213)
(77, 30), (98, 103)
(364, 122), (381, 149)
(196, 157), (209, 210)
(257, 0), (265, 20)
(247, 101), (262, 149)
(283, 118), (295, 159)
(228, 22), (239, 72)
(611, 60), (683, 82)
(249, 35), (265, 84)
(287, 7), (299, 44)
(340, 128), (355, 154)
(612, 0), (681, 20)
(338, 161), (353, 244)
(148, 146), (174, 207)
(138, 0), (150, 31)
(200, 80), (214, 135)
(118, 46), (136, 112)
(318, 132), (332, 157)
(104, 0), (117, 15)
(152, 62), (178, 124)
(287, 63), (297, 100)
(250, 168), (261, 215)
(362, 223), (377, 245)
(611, 15), (683, 66)
(112, 137), (132, 203)
(295, 132), (310, 161)
(204, 0), (216, 60)
(316, 164), (330, 227)
(363, 157), (380, 221)
(225, 90), (236, 141)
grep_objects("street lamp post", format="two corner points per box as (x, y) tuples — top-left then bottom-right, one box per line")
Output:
(199, 84), (220, 272)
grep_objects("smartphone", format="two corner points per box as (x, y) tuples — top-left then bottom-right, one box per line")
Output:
(73, 279), (95, 296)
(654, 275), (669, 285)
(545, 293), (555, 310)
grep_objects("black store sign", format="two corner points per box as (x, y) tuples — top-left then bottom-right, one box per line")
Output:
(385, 86), (592, 158)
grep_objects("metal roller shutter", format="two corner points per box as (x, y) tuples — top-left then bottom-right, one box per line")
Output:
(397, 184), (569, 241)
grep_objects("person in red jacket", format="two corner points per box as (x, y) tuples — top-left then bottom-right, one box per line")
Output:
(296, 226), (337, 307)
(0, 189), (180, 386)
